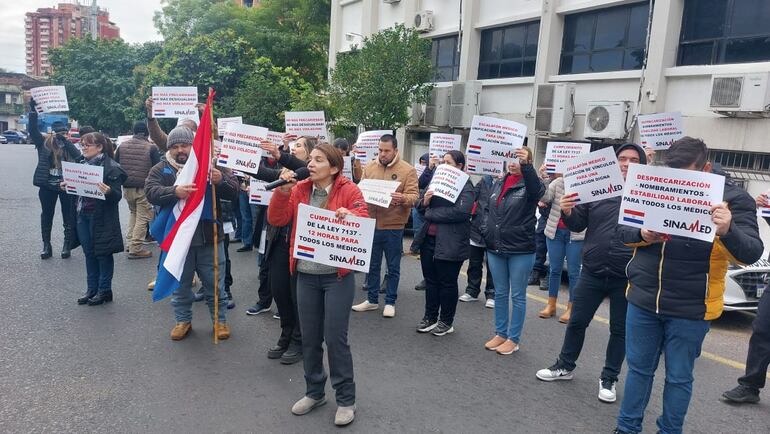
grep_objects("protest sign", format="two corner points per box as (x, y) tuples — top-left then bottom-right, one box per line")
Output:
(415, 161), (426, 178)
(466, 155), (504, 177)
(267, 130), (284, 146)
(353, 130), (391, 162)
(545, 141), (592, 174)
(429, 133), (462, 158)
(217, 116), (242, 134)
(466, 115), (527, 162)
(637, 112), (684, 150)
(115, 135), (132, 148)
(357, 179), (401, 208)
(285, 111), (328, 141)
(427, 164), (470, 204)
(619, 164), (725, 242)
(176, 110), (200, 127)
(342, 156), (354, 180)
(152, 86), (198, 118)
(30, 86), (69, 113)
(249, 179), (273, 206)
(563, 146), (625, 204)
(758, 191), (770, 218)
(219, 123), (267, 174)
(293, 203), (376, 273)
(61, 161), (104, 200)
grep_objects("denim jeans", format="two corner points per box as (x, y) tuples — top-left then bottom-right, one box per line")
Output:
(171, 243), (228, 323)
(411, 208), (424, 234)
(238, 190), (256, 247)
(76, 213), (114, 295)
(546, 228), (583, 300)
(366, 229), (403, 305)
(533, 230), (548, 275)
(617, 303), (710, 434)
(487, 251), (535, 343)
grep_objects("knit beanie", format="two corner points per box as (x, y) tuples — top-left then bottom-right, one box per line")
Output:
(133, 121), (149, 136)
(167, 126), (195, 148)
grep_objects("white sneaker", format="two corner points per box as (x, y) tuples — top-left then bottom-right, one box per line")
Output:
(536, 363), (574, 381)
(598, 379), (617, 403)
(459, 293), (478, 302)
(485, 299), (495, 309)
(383, 304), (395, 318)
(352, 300), (379, 312)
(334, 404), (356, 426)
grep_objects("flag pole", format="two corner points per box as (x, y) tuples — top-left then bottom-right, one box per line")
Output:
(208, 87), (220, 344)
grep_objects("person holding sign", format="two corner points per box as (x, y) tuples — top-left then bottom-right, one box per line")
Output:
(145, 97), (201, 151)
(63, 133), (127, 306)
(267, 143), (368, 427)
(483, 147), (544, 355)
(28, 98), (82, 260)
(614, 138), (763, 434)
(411, 151), (475, 336)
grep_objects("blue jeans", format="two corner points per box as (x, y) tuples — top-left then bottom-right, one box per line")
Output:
(545, 228), (583, 300)
(238, 190), (256, 247)
(617, 303), (710, 434)
(366, 229), (403, 305)
(487, 251), (535, 343)
(171, 243), (227, 323)
(76, 213), (114, 295)
(411, 208), (424, 234)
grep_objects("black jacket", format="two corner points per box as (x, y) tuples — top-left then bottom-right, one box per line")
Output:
(470, 175), (494, 246)
(483, 164), (545, 254)
(29, 110), (81, 189)
(411, 179), (475, 262)
(80, 156), (128, 256)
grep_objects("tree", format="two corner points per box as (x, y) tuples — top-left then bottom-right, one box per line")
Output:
(329, 25), (434, 130)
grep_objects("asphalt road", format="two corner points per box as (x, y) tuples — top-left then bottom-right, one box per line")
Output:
(0, 145), (767, 433)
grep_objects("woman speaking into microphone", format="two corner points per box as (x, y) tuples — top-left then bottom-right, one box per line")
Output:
(267, 143), (368, 427)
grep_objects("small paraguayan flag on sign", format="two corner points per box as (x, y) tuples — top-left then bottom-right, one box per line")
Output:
(759, 208), (770, 217)
(622, 208), (645, 225)
(218, 153), (229, 166)
(467, 144), (482, 155)
(546, 163), (557, 173)
(296, 245), (315, 259)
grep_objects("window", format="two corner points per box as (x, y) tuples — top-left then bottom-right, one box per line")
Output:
(560, 3), (649, 74)
(679, 0), (770, 65)
(431, 36), (460, 82)
(477, 21), (539, 79)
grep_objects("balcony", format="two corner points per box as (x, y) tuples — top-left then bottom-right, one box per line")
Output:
(0, 103), (24, 116)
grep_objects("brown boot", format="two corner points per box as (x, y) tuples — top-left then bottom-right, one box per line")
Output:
(559, 302), (573, 324)
(170, 322), (192, 340)
(539, 297), (557, 318)
(484, 335), (506, 351)
(216, 322), (231, 340)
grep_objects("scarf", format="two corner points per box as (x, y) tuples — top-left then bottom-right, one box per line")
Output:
(497, 174), (522, 207)
(166, 151), (185, 172)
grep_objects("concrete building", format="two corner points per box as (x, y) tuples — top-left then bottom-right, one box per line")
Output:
(329, 0), (770, 222)
(25, 2), (120, 77)
(0, 73), (48, 131)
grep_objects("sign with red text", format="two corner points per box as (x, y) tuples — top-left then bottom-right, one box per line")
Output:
(285, 111), (328, 141)
(342, 156), (354, 180)
(353, 130), (392, 162)
(152, 86), (198, 118)
(637, 112), (684, 150)
(293, 204), (376, 273)
(563, 147), (625, 205)
(466, 115), (527, 163)
(31, 86), (69, 113)
(429, 133), (462, 158)
(217, 116), (242, 134)
(466, 155), (504, 177)
(357, 179), (401, 208)
(61, 161), (104, 200)
(758, 190), (770, 218)
(219, 123), (267, 174)
(249, 179), (273, 206)
(427, 164), (469, 204)
(267, 130), (284, 146)
(545, 141), (592, 174)
(619, 164), (725, 242)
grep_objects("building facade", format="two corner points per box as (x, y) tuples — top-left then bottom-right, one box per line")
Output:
(0, 73), (48, 131)
(25, 2), (120, 77)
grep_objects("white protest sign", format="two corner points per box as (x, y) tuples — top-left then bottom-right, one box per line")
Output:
(415, 161), (426, 178)
(758, 191), (770, 218)
(638, 112), (684, 150)
(249, 179), (273, 206)
(342, 156), (354, 180)
(357, 179), (401, 208)
(563, 146), (625, 204)
(31, 86), (69, 113)
(219, 123), (267, 174)
(429, 133), (462, 158)
(176, 110), (200, 127)
(466, 115), (527, 163)
(293, 203), (376, 273)
(152, 86), (198, 118)
(620, 164), (725, 242)
(267, 130), (284, 146)
(427, 164), (470, 204)
(217, 116), (242, 134)
(353, 130), (391, 162)
(61, 161), (104, 200)
(115, 135), (132, 148)
(466, 155), (504, 177)
(545, 141), (592, 174)
(285, 111), (328, 141)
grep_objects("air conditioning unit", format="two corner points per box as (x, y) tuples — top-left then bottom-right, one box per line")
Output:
(425, 86), (451, 127)
(710, 73), (770, 116)
(583, 101), (631, 139)
(535, 83), (575, 134)
(449, 81), (482, 128)
(409, 102), (424, 126)
(414, 10), (434, 33)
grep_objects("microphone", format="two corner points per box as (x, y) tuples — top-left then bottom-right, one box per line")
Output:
(264, 167), (310, 191)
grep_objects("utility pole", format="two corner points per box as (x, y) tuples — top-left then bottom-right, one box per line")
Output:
(90, 0), (98, 40)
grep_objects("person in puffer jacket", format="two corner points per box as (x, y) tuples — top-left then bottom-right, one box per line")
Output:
(614, 137), (764, 434)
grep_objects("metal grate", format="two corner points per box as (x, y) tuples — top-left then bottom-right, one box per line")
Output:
(537, 84), (555, 108)
(535, 108), (552, 131)
(710, 77), (743, 107)
(731, 271), (767, 300)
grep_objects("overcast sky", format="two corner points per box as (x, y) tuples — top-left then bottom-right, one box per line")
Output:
(0, 0), (163, 73)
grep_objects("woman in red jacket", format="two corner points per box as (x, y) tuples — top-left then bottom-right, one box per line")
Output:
(267, 143), (368, 427)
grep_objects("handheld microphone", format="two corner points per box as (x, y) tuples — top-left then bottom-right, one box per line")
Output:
(264, 167), (310, 191)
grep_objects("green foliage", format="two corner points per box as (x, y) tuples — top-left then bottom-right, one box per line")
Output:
(329, 24), (434, 130)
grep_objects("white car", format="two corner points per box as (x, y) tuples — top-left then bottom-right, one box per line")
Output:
(724, 254), (769, 312)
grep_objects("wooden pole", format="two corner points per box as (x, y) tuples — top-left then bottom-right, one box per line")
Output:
(208, 88), (220, 344)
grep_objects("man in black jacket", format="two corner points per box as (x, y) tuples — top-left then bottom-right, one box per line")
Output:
(536, 144), (647, 405)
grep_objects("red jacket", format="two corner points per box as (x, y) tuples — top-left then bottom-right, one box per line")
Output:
(267, 175), (369, 277)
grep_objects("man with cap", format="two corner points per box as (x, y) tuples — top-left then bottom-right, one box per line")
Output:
(145, 126), (239, 341)
(115, 121), (161, 259)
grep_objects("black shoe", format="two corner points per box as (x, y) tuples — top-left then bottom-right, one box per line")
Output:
(280, 349), (303, 365)
(722, 385), (760, 404)
(527, 270), (540, 285)
(88, 292), (113, 305)
(77, 291), (97, 305)
(431, 321), (454, 336)
(236, 245), (253, 252)
(226, 295), (235, 309)
(539, 278), (549, 291)
(416, 317), (438, 333)
(414, 280), (426, 291)
(61, 245), (71, 259)
(267, 344), (288, 359)
(40, 242), (52, 259)
(246, 302), (270, 315)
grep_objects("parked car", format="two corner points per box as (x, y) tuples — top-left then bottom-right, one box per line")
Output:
(0, 135), (7, 144)
(68, 129), (80, 144)
(2, 130), (26, 144)
(724, 253), (770, 312)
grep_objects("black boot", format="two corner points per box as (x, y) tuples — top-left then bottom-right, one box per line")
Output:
(61, 242), (71, 259)
(527, 270), (540, 285)
(280, 347), (303, 365)
(88, 291), (113, 305)
(40, 242), (52, 259)
(77, 289), (97, 305)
